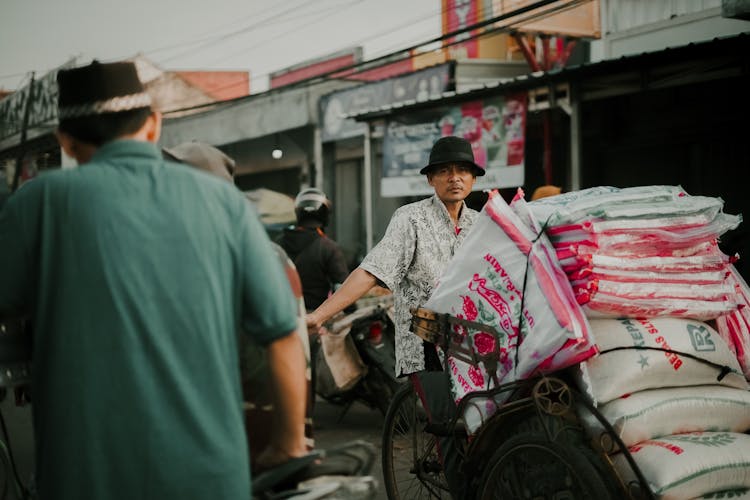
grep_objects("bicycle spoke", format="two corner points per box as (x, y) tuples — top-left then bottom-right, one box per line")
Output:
(383, 383), (451, 500)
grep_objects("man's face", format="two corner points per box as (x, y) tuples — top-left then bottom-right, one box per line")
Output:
(427, 163), (477, 203)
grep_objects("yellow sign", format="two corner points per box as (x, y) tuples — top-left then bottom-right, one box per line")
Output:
(491, 0), (601, 39)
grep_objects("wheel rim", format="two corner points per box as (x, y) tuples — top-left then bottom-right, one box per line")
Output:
(533, 377), (572, 417)
(479, 441), (601, 500)
(383, 386), (450, 499)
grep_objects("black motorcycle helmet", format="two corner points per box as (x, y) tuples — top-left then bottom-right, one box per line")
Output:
(294, 187), (331, 227)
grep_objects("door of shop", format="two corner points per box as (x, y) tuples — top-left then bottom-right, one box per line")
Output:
(333, 159), (364, 270)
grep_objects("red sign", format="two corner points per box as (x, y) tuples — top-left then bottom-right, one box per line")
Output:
(443, 0), (481, 58)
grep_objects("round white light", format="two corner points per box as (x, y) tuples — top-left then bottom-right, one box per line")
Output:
(271, 148), (283, 160)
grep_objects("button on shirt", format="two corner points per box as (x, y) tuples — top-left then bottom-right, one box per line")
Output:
(359, 195), (478, 376)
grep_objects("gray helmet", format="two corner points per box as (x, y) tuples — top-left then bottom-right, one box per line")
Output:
(294, 188), (331, 226)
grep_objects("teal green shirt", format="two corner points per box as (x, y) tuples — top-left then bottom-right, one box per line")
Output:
(0, 140), (298, 499)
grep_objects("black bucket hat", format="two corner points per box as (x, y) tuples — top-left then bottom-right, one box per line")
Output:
(57, 60), (152, 120)
(419, 136), (485, 176)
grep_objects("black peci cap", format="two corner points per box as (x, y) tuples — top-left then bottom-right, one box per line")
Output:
(57, 60), (152, 120)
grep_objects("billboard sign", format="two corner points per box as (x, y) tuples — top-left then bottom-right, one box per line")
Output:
(381, 93), (526, 197)
(443, 0), (482, 58)
(491, 0), (601, 38)
(319, 63), (453, 142)
(0, 68), (63, 141)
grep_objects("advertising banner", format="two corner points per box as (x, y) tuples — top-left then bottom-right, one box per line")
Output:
(0, 68), (62, 141)
(443, 0), (482, 59)
(381, 93), (526, 197)
(491, 0), (601, 39)
(319, 63), (453, 142)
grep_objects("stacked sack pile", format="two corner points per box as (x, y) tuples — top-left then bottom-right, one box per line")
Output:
(528, 185), (750, 499)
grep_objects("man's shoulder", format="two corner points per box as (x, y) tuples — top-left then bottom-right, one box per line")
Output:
(9, 168), (69, 198)
(392, 197), (433, 218)
(318, 233), (343, 251)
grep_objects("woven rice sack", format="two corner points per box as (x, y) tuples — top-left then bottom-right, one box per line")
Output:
(612, 432), (750, 500)
(598, 385), (750, 447)
(577, 317), (748, 405)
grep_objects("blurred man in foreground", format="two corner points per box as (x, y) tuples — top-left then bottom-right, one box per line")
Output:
(0, 61), (306, 500)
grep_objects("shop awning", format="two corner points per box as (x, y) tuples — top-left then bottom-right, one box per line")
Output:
(346, 33), (749, 121)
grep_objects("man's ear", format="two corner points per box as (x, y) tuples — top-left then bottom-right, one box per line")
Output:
(143, 111), (162, 143)
(55, 129), (78, 162)
(55, 129), (97, 164)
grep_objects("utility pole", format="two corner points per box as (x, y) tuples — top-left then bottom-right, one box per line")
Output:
(11, 72), (35, 192)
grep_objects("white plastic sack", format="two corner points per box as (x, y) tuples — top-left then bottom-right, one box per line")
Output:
(577, 317), (749, 405)
(695, 488), (750, 498)
(598, 385), (750, 447)
(557, 240), (718, 261)
(424, 190), (595, 433)
(547, 212), (740, 255)
(581, 292), (739, 321)
(529, 185), (686, 227)
(561, 251), (732, 275)
(612, 432), (750, 500)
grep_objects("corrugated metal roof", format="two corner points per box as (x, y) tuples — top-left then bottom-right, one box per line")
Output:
(347, 32), (749, 120)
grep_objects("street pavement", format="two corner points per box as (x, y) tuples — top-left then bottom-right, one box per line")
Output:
(311, 396), (389, 500)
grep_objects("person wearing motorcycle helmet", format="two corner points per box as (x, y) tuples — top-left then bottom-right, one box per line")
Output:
(277, 188), (349, 312)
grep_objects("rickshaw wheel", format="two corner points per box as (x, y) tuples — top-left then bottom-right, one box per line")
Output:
(476, 432), (616, 500)
(382, 383), (451, 499)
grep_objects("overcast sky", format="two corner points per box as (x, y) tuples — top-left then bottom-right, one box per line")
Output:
(0, 0), (440, 93)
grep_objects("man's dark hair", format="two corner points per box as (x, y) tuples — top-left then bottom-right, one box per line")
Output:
(58, 108), (152, 146)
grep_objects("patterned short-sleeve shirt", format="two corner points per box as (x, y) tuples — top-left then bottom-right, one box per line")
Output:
(359, 195), (478, 375)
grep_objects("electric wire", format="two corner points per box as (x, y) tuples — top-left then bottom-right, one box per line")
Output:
(157, 0), (328, 65)
(190, 0), (562, 106)
(0, 0), (483, 93)
(205, 0), (368, 68)
(158, 1), (487, 109)
(139, 0), (324, 59)
(161, 0), (584, 115)
(3, 0), (583, 118)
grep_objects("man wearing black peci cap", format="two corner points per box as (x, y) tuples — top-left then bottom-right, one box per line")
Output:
(307, 135), (485, 498)
(0, 61), (307, 499)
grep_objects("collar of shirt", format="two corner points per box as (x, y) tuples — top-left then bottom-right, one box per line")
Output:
(429, 195), (472, 234)
(88, 139), (162, 165)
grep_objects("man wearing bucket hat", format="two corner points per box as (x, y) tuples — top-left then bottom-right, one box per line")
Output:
(307, 135), (485, 498)
(0, 61), (307, 499)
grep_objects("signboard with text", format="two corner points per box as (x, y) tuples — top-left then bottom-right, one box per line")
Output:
(442, 0), (482, 59)
(382, 93), (526, 197)
(319, 64), (453, 142)
(0, 68), (62, 141)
